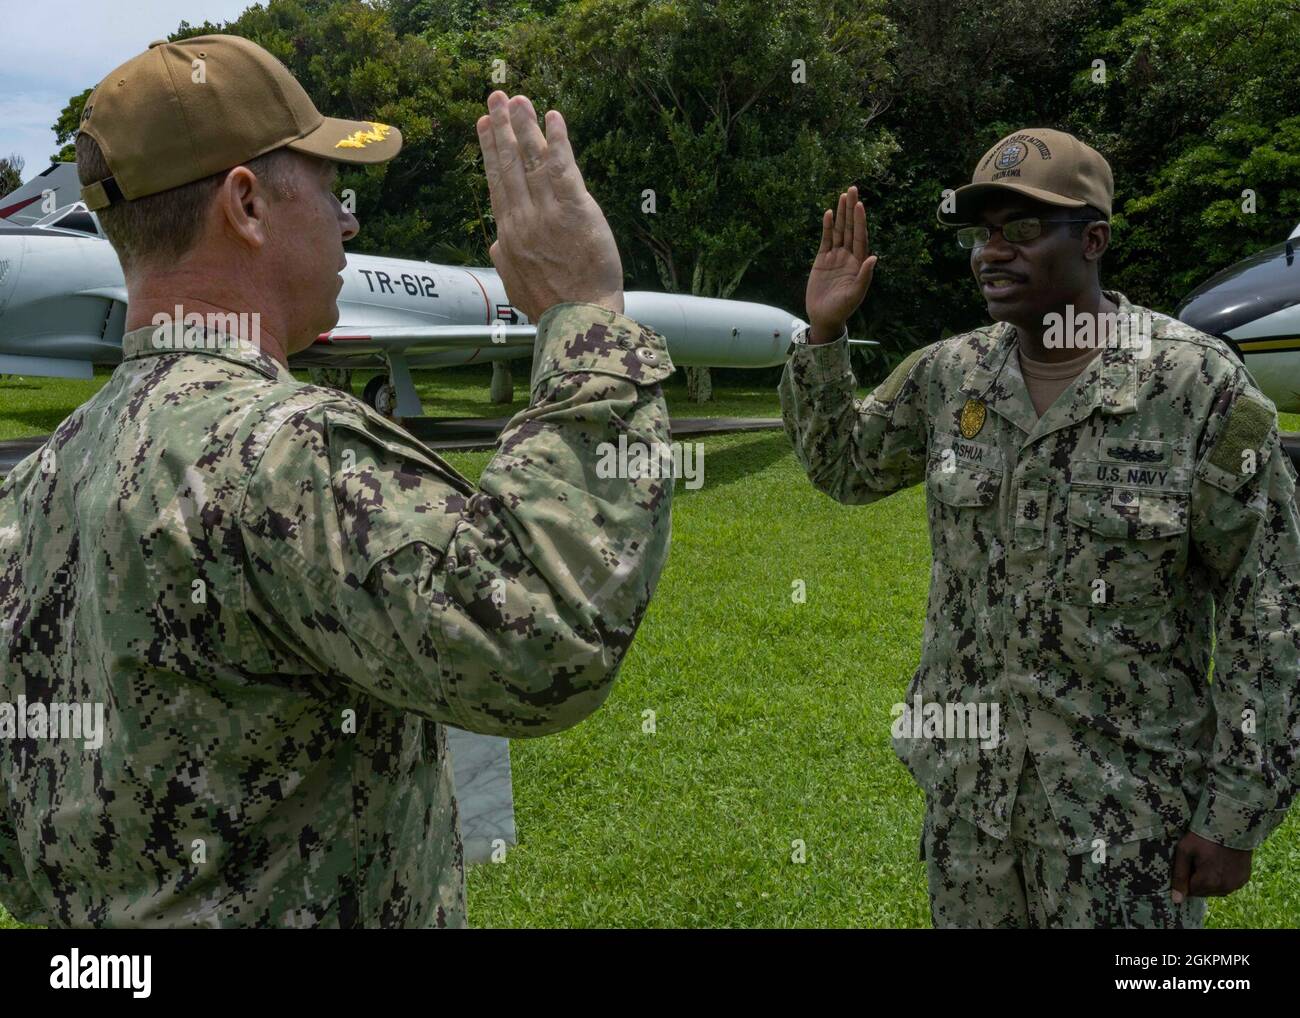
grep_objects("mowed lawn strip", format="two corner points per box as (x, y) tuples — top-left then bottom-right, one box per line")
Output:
(0, 363), (779, 442)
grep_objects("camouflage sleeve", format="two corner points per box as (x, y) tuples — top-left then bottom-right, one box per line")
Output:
(0, 777), (43, 923)
(240, 302), (675, 738)
(777, 325), (935, 504)
(1188, 370), (1300, 850)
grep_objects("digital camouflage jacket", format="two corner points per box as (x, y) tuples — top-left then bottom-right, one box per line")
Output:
(0, 302), (674, 927)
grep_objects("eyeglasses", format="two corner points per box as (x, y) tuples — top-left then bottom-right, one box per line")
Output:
(956, 217), (1098, 249)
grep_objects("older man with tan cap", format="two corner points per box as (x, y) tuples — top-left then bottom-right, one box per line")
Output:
(0, 34), (675, 927)
(780, 127), (1300, 927)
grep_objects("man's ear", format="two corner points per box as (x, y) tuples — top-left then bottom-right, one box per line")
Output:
(217, 165), (270, 250)
(1083, 220), (1110, 263)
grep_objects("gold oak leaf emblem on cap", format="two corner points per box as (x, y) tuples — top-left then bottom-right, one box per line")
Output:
(959, 398), (987, 439)
(336, 122), (393, 149)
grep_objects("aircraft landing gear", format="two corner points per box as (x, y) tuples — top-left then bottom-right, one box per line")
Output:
(307, 367), (353, 395)
(362, 374), (398, 418)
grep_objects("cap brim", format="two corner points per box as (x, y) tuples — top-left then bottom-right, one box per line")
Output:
(936, 181), (1086, 225)
(287, 116), (403, 165)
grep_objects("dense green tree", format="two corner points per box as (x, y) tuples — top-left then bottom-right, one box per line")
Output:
(499, 0), (896, 395)
(43, 0), (1300, 386)
(0, 154), (24, 199)
(51, 90), (91, 163)
(504, 1), (895, 301)
(1071, 0), (1300, 309)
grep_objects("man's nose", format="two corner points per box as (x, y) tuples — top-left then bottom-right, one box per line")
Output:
(979, 230), (1016, 263)
(340, 208), (359, 242)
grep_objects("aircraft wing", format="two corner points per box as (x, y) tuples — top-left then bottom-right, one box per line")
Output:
(313, 323), (537, 353)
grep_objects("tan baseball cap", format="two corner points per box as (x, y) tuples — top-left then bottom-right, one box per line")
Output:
(936, 128), (1112, 225)
(78, 34), (402, 211)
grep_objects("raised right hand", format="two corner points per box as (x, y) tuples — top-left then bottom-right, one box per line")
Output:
(476, 91), (624, 322)
(805, 184), (877, 343)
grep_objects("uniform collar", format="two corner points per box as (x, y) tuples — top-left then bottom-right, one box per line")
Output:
(121, 318), (293, 383)
(959, 289), (1141, 445)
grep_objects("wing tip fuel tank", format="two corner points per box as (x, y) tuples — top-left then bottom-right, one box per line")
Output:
(623, 291), (797, 368)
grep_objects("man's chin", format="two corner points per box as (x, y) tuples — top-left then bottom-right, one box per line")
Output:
(320, 302), (341, 338)
(288, 315), (338, 357)
(983, 293), (1041, 325)
(983, 298), (1018, 322)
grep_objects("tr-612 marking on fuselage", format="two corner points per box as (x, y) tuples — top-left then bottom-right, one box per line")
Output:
(356, 268), (439, 299)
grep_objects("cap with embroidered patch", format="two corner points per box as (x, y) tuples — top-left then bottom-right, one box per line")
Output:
(78, 34), (402, 211)
(937, 127), (1112, 226)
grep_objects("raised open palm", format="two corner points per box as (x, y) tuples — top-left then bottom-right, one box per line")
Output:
(806, 185), (877, 339)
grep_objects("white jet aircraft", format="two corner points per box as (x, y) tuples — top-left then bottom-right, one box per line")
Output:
(0, 163), (804, 416)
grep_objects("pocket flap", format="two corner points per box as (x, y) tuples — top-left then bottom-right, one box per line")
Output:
(1068, 487), (1188, 539)
(325, 410), (474, 569)
(927, 467), (999, 508)
(327, 409), (475, 497)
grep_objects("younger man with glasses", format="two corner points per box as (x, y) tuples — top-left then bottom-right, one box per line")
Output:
(779, 127), (1300, 928)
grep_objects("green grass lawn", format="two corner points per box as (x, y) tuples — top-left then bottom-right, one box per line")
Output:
(0, 362), (780, 441)
(1, 365), (1296, 928)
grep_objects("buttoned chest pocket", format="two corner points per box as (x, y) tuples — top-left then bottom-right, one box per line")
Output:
(925, 463), (1003, 576)
(1063, 485), (1189, 608)
(926, 464), (1000, 510)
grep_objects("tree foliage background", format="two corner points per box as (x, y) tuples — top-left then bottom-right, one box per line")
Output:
(34, 0), (1300, 380)
(0, 155), (23, 200)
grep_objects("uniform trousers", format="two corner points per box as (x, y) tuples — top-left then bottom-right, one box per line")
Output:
(921, 755), (1207, 929)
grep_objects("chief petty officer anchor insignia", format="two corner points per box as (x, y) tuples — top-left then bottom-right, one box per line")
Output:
(960, 398), (987, 439)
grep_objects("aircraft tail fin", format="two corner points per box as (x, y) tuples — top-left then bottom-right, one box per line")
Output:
(0, 162), (82, 225)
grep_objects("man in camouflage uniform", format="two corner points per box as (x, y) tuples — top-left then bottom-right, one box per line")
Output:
(0, 36), (674, 927)
(780, 128), (1300, 927)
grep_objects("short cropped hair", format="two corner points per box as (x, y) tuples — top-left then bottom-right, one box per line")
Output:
(75, 133), (301, 272)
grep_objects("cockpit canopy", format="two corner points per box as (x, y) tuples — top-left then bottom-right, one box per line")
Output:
(32, 203), (103, 238)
